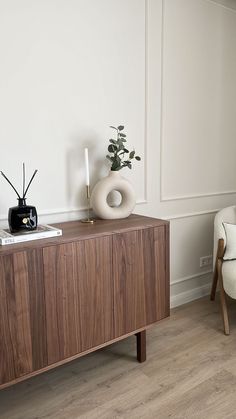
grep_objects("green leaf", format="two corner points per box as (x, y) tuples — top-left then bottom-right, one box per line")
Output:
(121, 138), (127, 142)
(111, 157), (121, 170)
(119, 133), (126, 138)
(109, 125), (118, 130)
(117, 139), (125, 148)
(135, 156), (141, 161)
(109, 139), (116, 144)
(106, 155), (113, 162)
(108, 144), (117, 153)
(129, 150), (135, 159)
(123, 148), (129, 153)
(127, 162), (132, 169)
(111, 164), (119, 171)
(117, 125), (124, 131)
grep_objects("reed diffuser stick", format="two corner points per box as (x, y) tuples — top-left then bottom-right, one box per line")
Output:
(22, 162), (25, 197)
(1, 165), (38, 201)
(0, 171), (21, 198)
(23, 170), (38, 199)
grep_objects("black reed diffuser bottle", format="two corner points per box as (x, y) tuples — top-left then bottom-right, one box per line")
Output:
(1, 164), (38, 233)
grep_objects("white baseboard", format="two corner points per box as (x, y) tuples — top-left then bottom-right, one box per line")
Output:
(170, 282), (212, 308)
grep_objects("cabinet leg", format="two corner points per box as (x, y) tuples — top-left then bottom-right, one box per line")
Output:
(136, 330), (146, 363)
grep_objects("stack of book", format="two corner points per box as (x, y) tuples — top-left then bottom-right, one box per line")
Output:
(0, 224), (62, 245)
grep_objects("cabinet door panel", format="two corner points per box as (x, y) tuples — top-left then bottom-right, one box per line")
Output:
(113, 226), (169, 336)
(0, 255), (16, 384)
(43, 236), (113, 365)
(0, 250), (47, 385)
(43, 243), (80, 364)
(113, 230), (146, 335)
(27, 249), (48, 371)
(75, 237), (114, 350)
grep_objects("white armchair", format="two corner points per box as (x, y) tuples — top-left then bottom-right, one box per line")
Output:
(211, 205), (236, 335)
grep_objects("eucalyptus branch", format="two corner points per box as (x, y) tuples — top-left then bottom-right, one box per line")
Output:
(106, 125), (141, 171)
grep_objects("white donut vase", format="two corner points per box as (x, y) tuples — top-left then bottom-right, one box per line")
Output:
(90, 171), (136, 220)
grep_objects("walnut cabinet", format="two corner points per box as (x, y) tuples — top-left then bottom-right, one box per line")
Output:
(0, 214), (169, 389)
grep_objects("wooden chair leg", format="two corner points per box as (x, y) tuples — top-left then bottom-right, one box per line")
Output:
(211, 239), (224, 301)
(210, 264), (218, 301)
(218, 261), (230, 335)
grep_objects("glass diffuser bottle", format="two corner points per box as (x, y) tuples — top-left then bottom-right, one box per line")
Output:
(1, 164), (38, 233)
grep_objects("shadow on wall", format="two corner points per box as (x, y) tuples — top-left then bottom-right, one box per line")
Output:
(66, 130), (109, 209)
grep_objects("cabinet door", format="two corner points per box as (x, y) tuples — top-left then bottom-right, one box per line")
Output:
(0, 249), (47, 386)
(113, 226), (169, 336)
(43, 236), (113, 365)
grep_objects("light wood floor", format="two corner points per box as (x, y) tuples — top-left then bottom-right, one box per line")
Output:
(1, 295), (236, 419)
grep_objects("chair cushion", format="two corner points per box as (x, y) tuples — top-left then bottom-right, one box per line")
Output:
(223, 223), (236, 261)
(222, 260), (236, 298)
(213, 206), (236, 264)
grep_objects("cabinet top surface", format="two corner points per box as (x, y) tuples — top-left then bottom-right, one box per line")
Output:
(0, 214), (169, 255)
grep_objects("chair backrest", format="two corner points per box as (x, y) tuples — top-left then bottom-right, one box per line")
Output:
(213, 206), (236, 264)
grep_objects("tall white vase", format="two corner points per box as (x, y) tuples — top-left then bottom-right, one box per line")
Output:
(91, 171), (136, 220)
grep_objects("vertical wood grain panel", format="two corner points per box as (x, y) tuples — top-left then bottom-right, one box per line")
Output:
(43, 246), (61, 364)
(75, 236), (113, 350)
(12, 252), (32, 376)
(0, 252), (33, 385)
(60, 244), (80, 357)
(154, 225), (170, 319)
(43, 243), (80, 364)
(143, 226), (169, 323)
(43, 236), (113, 363)
(113, 230), (146, 336)
(27, 249), (47, 370)
(142, 227), (159, 324)
(113, 226), (169, 336)
(0, 256), (15, 384)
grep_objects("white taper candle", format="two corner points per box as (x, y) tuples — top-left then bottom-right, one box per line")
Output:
(84, 148), (90, 186)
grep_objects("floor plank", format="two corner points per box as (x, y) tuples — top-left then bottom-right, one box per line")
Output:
(1, 295), (236, 419)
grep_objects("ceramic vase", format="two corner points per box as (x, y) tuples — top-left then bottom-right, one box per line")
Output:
(91, 171), (136, 219)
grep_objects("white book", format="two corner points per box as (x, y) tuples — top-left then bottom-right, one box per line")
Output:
(0, 224), (62, 246)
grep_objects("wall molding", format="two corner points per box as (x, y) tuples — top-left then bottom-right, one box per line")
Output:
(159, 0), (165, 203)
(143, 0), (148, 204)
(207, 0), (236, 13)
(170, 282), (211, 308)
(171, 269), (212, 286)
(159, 0), (236, 203)
(161, 190), (236, 202)
(161, 208), (219, 221)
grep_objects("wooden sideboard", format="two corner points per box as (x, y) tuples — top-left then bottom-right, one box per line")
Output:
(0, 214), (169, 389)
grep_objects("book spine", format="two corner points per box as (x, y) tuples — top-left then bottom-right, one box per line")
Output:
(0, 230), (62, 246)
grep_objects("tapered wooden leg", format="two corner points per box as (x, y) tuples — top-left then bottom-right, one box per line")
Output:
(210, 264), (218, 301)
(211, 239), (225, 301)
(136, 330), (146, 363)
(218, 261), (230, 335)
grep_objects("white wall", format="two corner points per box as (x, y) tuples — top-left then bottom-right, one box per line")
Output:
(158, 0), (236, 306)
(0, 0), (146, 220)
(0, 0), (236, 307)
